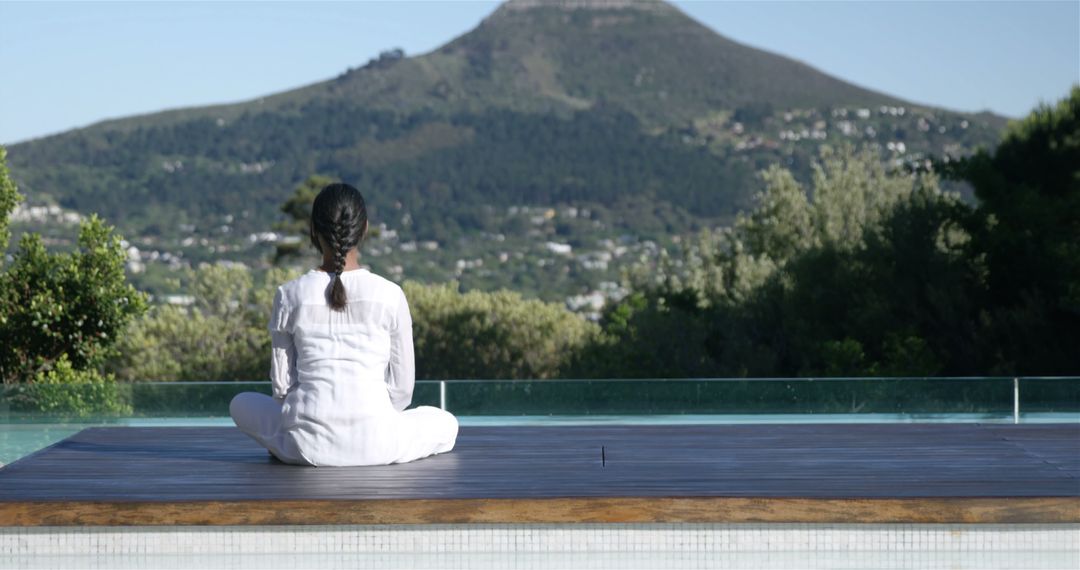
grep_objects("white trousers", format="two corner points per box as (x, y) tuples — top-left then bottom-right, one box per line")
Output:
(229, 392), (300, 463)
(229, 391), (458, 466)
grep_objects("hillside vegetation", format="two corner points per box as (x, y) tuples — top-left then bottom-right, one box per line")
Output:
(5, 0), (1007, 302)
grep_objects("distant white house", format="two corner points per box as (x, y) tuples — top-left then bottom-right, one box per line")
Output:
(160, 294), (195, 306)
(545, 242), (572, 255)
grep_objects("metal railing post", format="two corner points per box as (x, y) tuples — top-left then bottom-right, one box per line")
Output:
(440, 380), (447, 411)
(1013, 377), (1020, 424)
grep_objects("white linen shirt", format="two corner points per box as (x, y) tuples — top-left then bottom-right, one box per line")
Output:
(268, 268), (417, 465)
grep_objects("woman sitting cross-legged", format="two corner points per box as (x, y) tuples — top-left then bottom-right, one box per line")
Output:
(230, 183), (458, 466)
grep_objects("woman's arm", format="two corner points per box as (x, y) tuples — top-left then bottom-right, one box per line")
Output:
(269, 287), (297, 404)
(385, 287), (415, 411)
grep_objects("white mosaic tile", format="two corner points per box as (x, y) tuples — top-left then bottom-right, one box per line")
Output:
(2, 550), (1080, 570)
(0, 524), (1077, 569)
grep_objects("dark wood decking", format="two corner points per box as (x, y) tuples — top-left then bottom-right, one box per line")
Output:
(1, 423), (1078, 525)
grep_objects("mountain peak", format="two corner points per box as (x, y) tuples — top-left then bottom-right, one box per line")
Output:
(494, 0), (676, 15)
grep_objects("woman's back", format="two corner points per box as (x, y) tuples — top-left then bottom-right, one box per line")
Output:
(262, 268), (455, 466)
(276, 268), (411, 415)
(230, 182), (457, 467)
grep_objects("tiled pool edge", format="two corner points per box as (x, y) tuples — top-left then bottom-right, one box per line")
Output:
(4, 522), (1075, 550)
(6, 524), (1077, 570)
(2, 523), (1077, 555)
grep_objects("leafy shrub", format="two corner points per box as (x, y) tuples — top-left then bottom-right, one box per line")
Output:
(5, 355), (131, 416)
(586, 145), (972, 378)
(406, 281), (600, 379)
(0, 145), (146, 414)
(111, 265), (298, 382)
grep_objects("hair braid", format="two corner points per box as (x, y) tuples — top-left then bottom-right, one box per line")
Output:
(309, 183), (368, 312)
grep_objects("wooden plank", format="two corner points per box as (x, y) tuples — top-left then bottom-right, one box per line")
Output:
(978, 424), (1080, 476)
(1, 423), (1077, 525)
(2, 497), (1077, 526)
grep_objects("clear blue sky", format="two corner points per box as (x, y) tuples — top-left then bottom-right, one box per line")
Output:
(1, 0), (1077, 145)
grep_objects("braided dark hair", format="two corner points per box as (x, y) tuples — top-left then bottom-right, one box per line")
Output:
(309, 183), (368, 311)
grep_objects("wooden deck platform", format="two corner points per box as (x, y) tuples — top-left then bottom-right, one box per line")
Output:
(1, 423), (1077, 526)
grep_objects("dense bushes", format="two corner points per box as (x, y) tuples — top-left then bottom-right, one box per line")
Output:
(110, 265), (298, 382)
(0, 146), (146, 414)
(5, 355), (132, 415)
(113, 271), (599, 382)
(406, 281), (599, 379)
(586, 88), (1079, 378)
(938, 86), (1080, 374)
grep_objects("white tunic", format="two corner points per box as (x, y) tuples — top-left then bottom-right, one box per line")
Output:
(256, 268), (458, 467)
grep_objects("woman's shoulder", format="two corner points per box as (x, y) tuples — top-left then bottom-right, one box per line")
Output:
(279, 268), (403, 305)
(277, 269), (313, 290)
(343, 268), (405, 303)
(274, 270), (326, 306)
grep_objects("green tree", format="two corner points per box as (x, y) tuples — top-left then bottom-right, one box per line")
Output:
(0, 145), (147, 414)
(112, 265), (299, 381)
(941, 85), (1080, 374)
(750, 182), (982, 376)
(0, 146), (21, 257)
(630, 145), (930, 311)
(405, 281), (600, 379)
(569, 290), (716, 378)
(590, 145), (975, 378)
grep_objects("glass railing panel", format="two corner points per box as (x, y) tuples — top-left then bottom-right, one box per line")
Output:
(2, 377), (1076, 466)
(1018, 377), (1080, 416)
(438, 378), (1017, 417)
(0, 380), (442, 421)
(1, 377), (1076, 422)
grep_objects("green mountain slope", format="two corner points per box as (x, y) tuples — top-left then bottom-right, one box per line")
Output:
(49, 0), (925, 135)
(5, 0), (1008, 297)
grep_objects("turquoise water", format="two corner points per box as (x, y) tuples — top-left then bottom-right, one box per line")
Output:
(3, 411), (1077, 467)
